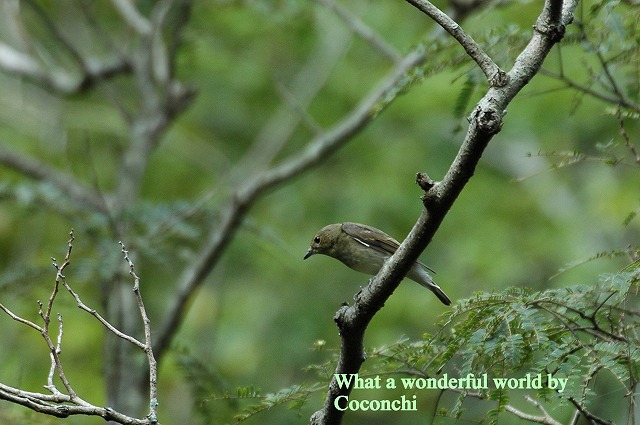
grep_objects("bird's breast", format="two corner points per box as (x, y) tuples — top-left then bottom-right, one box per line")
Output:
(338, 251), (388, 276)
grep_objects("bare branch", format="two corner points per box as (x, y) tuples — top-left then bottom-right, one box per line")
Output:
(569, 408), (581, 425)
(0, 303), (42, 332)
(0, 381), (154, 424)
(120, 242), (160, 422)
(405, 0), (507, 86)
(0, 232), (161, 424)
(40, 233), (82, 400)
(148, 0), (174, 85)
(0, 41), (49, 80)
(42, 313), (80, 403)
(46, 231), (74, 325)
(61, 270), (146, 350)
(0, 41), (131, 93)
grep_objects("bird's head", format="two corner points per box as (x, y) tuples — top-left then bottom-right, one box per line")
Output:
(304, 223), (341, 259)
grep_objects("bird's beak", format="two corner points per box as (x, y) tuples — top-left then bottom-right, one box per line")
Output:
(303, 248), (314, 260)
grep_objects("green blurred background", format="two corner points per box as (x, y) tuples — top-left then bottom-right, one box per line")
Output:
(0, 0), (637, 423)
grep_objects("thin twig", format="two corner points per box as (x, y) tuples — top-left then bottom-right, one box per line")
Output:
(593, 47), (626, 104)
(43, 231), (80, 399)
(315, 0), (401, 62)
(535, 298), (629, 342)
(0, 40), (131, 93)
(275, 81), (323, 135)
(120, 242), (159, 422)
(0, 303), (42, 332)
(62, 277), (146, 350)
(616, 109), (640, 163)
(47, 231), (74, 324)
(539, 68), (640, 112)
(45, 314), (65, 395)
(507, 395), (562, 425)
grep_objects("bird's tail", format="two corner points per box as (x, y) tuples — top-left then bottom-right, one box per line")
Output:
(409, 265), (452, 306)
(429, 284), (452, 306)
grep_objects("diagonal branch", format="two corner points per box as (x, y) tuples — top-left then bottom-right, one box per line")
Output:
(153, 48), (427, 361)
(405, 0), (506, 86)
(310, 0), (578, 423)
(0, 144), (108, 212)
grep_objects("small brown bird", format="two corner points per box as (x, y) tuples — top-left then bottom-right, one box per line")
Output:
(304, 222), (451, 305)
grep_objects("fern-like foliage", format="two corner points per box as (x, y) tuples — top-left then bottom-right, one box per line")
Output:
(205, 382), (326, 424)
(201, 265), (638, 423)
(367, 265), (640, 422)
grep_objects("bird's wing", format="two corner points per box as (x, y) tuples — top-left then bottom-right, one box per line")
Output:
(341, 222), (436, 274)
(341, 222), (400, 255)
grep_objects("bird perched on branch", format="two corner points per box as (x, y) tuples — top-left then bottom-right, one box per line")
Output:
(304, 222), (451, 305)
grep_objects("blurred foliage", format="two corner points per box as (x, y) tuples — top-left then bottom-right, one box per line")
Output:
(0, 0), (638, 424)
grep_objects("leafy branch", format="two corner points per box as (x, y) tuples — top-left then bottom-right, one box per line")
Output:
(231, 263), (637, 423)
(303, 267), (638, 423)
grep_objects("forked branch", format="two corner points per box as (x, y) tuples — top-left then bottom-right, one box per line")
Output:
(0, 231), (160, 424)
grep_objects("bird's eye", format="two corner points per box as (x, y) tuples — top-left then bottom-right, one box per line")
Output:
(314, 236), (321, 244)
